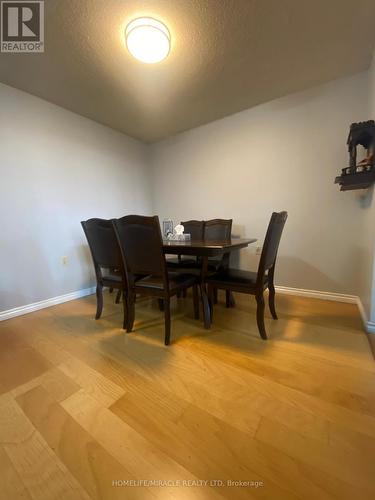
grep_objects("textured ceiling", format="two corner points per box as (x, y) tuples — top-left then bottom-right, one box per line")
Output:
(1, 0), (375, 143)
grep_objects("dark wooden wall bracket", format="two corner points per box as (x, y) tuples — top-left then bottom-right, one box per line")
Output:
(335, 120), (375, 191)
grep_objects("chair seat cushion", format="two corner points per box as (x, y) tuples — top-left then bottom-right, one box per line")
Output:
(102, 272), (145, 286)
(135, 272), (197, 293)
(206, 269), (268, 290)
(167, 257), (200, 269)
(102, 273), (122, 283)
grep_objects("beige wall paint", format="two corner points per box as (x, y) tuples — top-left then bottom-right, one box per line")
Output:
(151, 72), (370, 295)
(355, 48), (375, 323)
(360, 51), (375, 322)
(370, 52), (375, 322)
(0, 83), (152, 312)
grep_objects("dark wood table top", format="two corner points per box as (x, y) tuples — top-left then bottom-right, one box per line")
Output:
(163, 238), (256, 257)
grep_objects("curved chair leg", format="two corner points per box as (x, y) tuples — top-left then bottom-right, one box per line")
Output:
(126, 293), (135, 332)
(192, 285), (199, 320)
(115, 289), (122, 304)
(255, 293), (267, 340)
(164, 298), (171, 345)
(95, 285), (103, 320)
(268, 284), (278, 319)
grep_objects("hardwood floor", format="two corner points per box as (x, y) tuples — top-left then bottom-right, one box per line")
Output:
(0, 290), (375, 500)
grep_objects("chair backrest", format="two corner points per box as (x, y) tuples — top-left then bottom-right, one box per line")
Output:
(112, 215), (167, 280)
(204, 219), (232, 240)
(181, 220), (205, 240)
(257, 211), (288, 282)
(81, 218), (123, 274)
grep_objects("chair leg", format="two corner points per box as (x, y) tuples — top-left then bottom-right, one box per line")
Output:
(109, 287), (114, 293)
(268, 284), (278, 319)
(226, 290), (236, 308)
(164, 298), (171, 345)
(182, 289), (187, 298)
(126, 292), (135, 332)
(122, 292), (128, 330)
(115, 289), (122, 304)
(192, 285), (199, 320)
(95, 285), (103, 319)
(255, 293), (267, 340)
(225, 290), (230, 307)
(201, 284), (211, 329)
(158, 298), (164, 311)
(213, 287), (218, 304)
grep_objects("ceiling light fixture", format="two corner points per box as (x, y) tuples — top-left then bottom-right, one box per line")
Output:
(125, 17), (170, 64)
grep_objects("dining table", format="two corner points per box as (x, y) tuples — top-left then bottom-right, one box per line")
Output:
(163, 237), (257, 328)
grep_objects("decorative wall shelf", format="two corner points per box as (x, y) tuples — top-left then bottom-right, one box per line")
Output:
(335, 170), (375, 191)
(335, 120), (375, 191)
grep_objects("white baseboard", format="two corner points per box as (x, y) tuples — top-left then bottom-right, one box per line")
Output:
(275, 286), (357, 304)
(355, 297), (375, 335)
(0, 287), (96, 322)
(275, 286), (375, 334)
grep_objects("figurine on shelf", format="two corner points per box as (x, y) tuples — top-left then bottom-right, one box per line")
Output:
(356, 151), (374, 171)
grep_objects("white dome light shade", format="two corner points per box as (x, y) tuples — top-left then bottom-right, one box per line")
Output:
(126, 18), (170, 64)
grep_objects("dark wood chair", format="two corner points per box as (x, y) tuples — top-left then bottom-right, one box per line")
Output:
(112, 215), (200, 345)
(204, 218), (233, 305)
(206, 212), (288, 339)
(81, 218), (127, 322)
(204, 218), (232, 241)
(167, 220), (205, 269)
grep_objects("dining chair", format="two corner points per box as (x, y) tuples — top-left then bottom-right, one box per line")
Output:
(167, 220), (205, 269)
(204, 218), (232, 241)
(204, 218), (233, 305)
(81, 218), (127, 322)
(112, 215), (200, 345)
(206, 211), (288, 339)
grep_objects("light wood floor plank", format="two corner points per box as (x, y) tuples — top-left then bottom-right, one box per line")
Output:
(0, 393), (91, 500)
(16, 385), (156, 500)
(10, 366), (80, 402)
(57, 356), (125, 407)
(255, 416), (375, 495)
(0, 445), (33, 500)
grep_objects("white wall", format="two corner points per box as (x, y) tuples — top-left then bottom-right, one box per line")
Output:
(151, 72), (370, 295)
(359, 51), (375, 322)
(0, 83), (151, 312)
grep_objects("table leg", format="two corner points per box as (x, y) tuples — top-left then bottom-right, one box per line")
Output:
(200, 256), (211, 329)
(222, 252), (236, 308)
